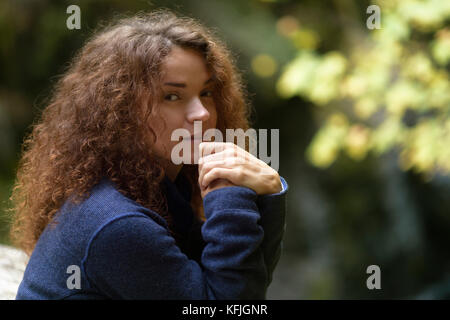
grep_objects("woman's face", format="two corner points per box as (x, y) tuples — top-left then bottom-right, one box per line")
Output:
(150, 46), (218, 178)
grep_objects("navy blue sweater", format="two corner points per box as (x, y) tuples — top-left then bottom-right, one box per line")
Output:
(16, 173), (288, 299)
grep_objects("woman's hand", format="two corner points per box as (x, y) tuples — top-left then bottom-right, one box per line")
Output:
(199, 178), (235, 199)
(198, 142), (282, 197)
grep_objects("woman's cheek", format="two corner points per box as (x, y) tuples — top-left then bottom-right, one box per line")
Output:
(208, 104), (218, 128)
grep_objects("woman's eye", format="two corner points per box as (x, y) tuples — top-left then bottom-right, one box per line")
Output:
(164, 91), (212, 102)
(164, 94), (179, 101)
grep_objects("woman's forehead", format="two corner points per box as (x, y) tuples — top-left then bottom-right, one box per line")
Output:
(161, 47), (211, 82)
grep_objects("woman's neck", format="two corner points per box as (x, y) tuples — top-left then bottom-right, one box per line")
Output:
(164, 162), (183, 182)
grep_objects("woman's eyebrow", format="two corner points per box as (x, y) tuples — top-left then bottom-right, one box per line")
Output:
(163, 77), (213, 88)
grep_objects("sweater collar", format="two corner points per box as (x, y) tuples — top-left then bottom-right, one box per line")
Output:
(161, 172), (194, 235)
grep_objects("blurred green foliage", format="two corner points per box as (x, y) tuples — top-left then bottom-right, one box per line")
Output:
(276, 0), (450, 177)
(0, 0), (449, 299)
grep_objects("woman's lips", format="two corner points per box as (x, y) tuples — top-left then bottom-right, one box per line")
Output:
(180, 136), (202, 144)
(190, 137), (202, 143)
(186, 135), (202, 141)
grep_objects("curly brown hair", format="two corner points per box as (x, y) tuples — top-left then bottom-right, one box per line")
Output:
(8, 9), (253, 255)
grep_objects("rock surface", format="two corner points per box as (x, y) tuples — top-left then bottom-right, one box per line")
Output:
(0, 244), (28, 300)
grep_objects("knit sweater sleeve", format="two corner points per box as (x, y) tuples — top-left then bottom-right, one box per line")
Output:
(257, 176), (288, 287)
(82, 186), (268, 299)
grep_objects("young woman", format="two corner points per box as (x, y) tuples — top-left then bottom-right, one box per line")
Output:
(11, 9), (288, 299)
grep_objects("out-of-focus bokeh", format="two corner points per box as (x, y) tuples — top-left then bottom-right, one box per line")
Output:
(0, 0), (449, 299)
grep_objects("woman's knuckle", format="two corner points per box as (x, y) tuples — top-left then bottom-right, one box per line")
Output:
(223, 149), (232, 159)
(226, 142), (234, 149)
(236, 167), (244, 180)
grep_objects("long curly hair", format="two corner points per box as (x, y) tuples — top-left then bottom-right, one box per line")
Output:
(8, 9), (252, 255)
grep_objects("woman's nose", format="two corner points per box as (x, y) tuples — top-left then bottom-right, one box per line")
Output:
(186, 98), (210, 123)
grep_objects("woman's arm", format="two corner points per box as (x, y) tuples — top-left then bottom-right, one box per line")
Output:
(197, 142), (288, 294)
(82, 185), (268, 299)
(257, 176), (288, 287)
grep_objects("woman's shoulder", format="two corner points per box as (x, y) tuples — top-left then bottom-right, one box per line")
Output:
(78, 178), (152, 220)
(52, 178), (167, 246)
